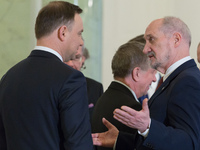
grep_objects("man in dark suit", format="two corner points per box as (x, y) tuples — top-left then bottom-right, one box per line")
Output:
(0, 1), (93, 150)
(92, 41), (157, 150)
(92, 16), (200, 150)
(86, 77), (103, 119)
(65, 45), (103, 122)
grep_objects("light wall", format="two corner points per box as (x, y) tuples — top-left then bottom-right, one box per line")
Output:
(0, 0), (102, 83)
(102, 0), (200, 89)
(1, 0), (200, 91)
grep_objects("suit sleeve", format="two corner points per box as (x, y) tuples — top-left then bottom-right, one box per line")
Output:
(0, 75), (7, 150)
(115, 132), (139, 150)
(116, 73), (200, 150)
(58, 71), (93, 150)
(0, 114), (7, 150)
(143, 74), (200, 150)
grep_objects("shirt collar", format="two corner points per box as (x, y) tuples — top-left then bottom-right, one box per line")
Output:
(34, 46), (63, 62)
(163, 56), (191, 81)
(114, 80), (140, 103)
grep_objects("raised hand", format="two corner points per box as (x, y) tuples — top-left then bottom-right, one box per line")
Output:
(92, 118), (119, 148)
(113, 98), (150, 133)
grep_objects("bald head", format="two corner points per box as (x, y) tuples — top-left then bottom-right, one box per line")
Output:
(160, 16), (191, 47)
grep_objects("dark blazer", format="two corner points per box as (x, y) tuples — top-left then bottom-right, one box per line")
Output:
(92, 81), (142, 150)
(0, 50), (93, 150)
(116, 59), (200, 150)
(86, 77), (103, 121)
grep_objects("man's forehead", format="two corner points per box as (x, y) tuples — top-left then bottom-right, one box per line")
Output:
(145, 19), (162, 33)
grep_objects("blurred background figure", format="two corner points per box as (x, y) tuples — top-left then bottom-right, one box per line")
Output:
(65, 44), (103, 122)
(128, 34), (162, 102)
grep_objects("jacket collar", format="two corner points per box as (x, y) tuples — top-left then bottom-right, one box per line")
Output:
(148, 59), (197, 106)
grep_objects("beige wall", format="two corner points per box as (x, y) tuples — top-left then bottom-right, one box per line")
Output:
(1, 0), (200, 90)
(102, 0), (200, 89)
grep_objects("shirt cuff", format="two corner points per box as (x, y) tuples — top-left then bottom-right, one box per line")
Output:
(138, 119), (151, 138)
(113, 134), (118, 150)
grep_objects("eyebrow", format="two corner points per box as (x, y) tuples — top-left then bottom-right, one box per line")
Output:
(145, 34), (156, 40)
(144, 34), (151, 39)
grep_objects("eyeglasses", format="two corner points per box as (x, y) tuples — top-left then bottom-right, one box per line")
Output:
(70, 54), (87, 70)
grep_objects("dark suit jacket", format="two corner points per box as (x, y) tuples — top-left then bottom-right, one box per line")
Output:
(92, 81), (142, 150)
(116, 59), (200, 150)
(86, 77), (103, 122)
(0, 50), (93, 150)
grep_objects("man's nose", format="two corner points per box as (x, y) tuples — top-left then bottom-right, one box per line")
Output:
(143, 43), (151, 54)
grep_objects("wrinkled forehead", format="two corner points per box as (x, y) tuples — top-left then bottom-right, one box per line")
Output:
(144, 19), (163, 38)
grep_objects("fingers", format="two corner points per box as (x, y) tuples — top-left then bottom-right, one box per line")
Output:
(141, 98), (149, 113)
(92, 133), (99, 138)
(114, 106), (137, 118)
(113, 114), (126, 125)
(92, 118), (119, 148)
(92, 133), (101, 146)
(120, 106), (137, 116)
(102, 117), (115, 130)
(92, 136), (102, 146)
(113, 109), (130, 124)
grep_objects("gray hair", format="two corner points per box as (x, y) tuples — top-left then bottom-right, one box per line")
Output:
(160, 16), (191, 47)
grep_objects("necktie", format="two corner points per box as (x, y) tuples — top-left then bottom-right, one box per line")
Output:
(138, 94), (148, 104)
(156, 77), (163, 90)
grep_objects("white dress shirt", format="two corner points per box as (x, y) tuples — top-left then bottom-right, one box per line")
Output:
(139, 56), (192, 137)
(34, 46), (63, 62)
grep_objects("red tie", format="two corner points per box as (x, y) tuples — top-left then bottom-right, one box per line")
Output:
(156, 77), (163, 90)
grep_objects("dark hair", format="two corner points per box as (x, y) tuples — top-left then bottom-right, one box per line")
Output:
(128, 34), (146, 44)
(35, 1), (82, 39)
(112, 41), (150, 78)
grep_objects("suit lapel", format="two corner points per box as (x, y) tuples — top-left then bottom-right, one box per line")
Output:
(148, 59), (196, 107)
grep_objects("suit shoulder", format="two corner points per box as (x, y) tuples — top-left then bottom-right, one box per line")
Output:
(85, 77), (103, 87)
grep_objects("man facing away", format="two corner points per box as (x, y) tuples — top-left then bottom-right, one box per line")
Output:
(0, 1), (93, 150)
(92, 16), (200, 150)
(92, 41), (156, 150)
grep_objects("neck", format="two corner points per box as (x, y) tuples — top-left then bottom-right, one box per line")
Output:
(114, 76), (139, 98)
(37, 37), (63, 60)
(158, 47), (190, 74)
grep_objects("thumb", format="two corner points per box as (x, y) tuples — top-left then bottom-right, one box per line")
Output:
(142, 98), (149, 112)
(102, 117), (114, 130)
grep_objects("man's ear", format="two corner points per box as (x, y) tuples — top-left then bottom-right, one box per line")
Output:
(58, 25), (68, 41)
(173, 32), (182, 48)
(132, 67), (141, 82)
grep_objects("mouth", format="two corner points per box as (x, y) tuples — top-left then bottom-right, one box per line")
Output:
(147, 52), (156, 60)
(149, 55), (154, 59)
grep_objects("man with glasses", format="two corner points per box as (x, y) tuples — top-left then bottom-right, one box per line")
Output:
(65, 45), (103, 122)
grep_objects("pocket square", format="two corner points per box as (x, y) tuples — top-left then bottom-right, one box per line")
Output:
(88, 103), (94, 108)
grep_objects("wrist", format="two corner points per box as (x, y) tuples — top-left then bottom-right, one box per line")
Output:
(138, 119), (151, 138)
(140, 118), (151, 133)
